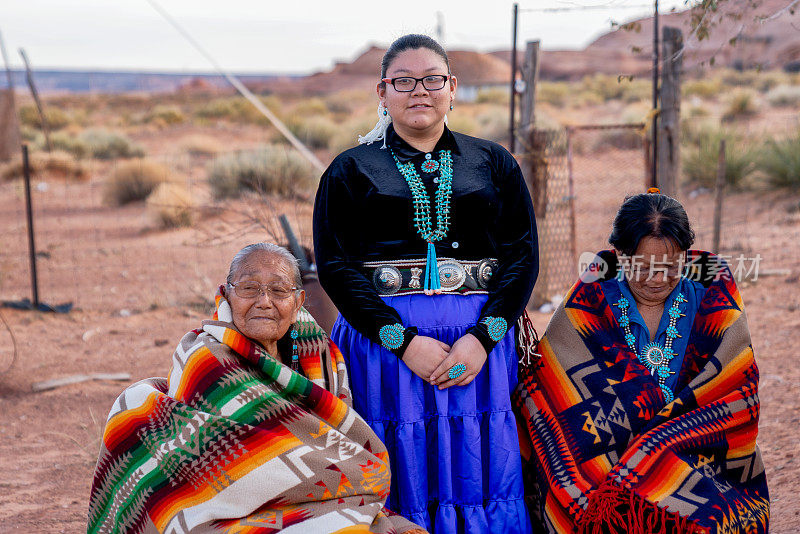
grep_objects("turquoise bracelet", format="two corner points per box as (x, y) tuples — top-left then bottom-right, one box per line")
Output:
(379, 323), (405, 350)
(481, 316), (508, 342)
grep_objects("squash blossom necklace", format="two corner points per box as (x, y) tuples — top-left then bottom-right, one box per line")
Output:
(614, 292), (687, 403)
(390, 148), (453, 295)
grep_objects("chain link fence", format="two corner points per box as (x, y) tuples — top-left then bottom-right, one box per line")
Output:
(0, 151), (313, 315)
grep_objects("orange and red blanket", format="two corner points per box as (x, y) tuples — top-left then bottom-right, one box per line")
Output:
(513, 251), (769, 533)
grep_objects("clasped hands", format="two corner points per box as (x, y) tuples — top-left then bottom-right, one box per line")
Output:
(402, 334), (487, 390)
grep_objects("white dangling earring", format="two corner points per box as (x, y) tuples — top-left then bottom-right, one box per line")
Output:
(358, 102), (392, 148)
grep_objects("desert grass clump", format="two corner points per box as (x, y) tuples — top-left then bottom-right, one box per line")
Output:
(293, 98), (329, 117)
(20, 125), (42, 143)
(721, 90), (759, 122)
(475, 107), (509, 143)
(682, 127), (755, 188)
(757, 132), (800, 190)
(195, 97), (275, 125)
(328, 116), (378, 155)
(146, 105), (185, 125)
(207, 145), (314, 199)
(146, 182), (196, 228)
(80, 129), (145, 160)
(0, 150), (87, 182)
(19, 105), (71, 130)
(48, 131), (90, 159)
(446, 113), (479, 136)
(104, 159), (172, 205)
(180, 135), (223, 157)
(475, 88), (509, 105)
(537, 82), (571, 107)
(683, 78), (723, 99)
(766, 85), (800, 107)
(287, 116), (338, 149)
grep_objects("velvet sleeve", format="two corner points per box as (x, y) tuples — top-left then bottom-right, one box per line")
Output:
(312, 155), (416, 356)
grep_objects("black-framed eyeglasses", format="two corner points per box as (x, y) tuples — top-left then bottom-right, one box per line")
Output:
(381, 75), (450, 92)
(229, 281), (299, 300)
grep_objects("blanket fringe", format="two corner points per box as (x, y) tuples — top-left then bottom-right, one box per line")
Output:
(577, 481), (708, 534)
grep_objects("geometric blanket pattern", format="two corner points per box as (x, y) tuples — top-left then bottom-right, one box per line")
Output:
(88, 291), (422, 533)
(512, 251), (769, 534)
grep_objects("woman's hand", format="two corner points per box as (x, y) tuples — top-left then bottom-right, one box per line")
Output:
(401, 335), (451, 383)
(429, 334), (487, 389)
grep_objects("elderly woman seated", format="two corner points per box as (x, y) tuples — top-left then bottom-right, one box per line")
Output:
(513, 192), (769, 533)
(89, 243), (426, 534)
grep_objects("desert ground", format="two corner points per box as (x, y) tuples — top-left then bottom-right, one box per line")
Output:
(0, 73), (798, 532)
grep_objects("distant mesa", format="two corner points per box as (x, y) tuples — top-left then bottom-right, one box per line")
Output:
(8, 0), (799, 95)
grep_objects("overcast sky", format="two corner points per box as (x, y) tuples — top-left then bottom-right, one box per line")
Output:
(2, 0), (686, 74)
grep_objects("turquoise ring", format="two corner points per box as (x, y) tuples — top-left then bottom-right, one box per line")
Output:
(447, 363), (467, 380)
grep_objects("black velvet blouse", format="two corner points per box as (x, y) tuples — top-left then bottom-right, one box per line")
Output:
(312, 124), (538, 355)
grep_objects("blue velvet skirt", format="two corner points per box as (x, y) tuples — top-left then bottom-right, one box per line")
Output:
(332, 293), (531, 534)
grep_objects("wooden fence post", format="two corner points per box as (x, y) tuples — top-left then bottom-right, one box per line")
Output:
(518, 40), (548, 308)
(657, 26), (683, 197)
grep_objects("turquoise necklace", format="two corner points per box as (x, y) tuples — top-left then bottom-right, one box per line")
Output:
(391, 149), (453, 295)
(614, 292), (687, 403)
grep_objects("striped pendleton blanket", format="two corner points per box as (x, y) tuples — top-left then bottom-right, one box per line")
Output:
(512, 251), (769, 534)
(88, 291), (423, 534)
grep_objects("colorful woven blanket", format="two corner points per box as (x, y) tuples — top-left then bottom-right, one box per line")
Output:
(512, 251), (769, 534)
(88, 291), (423, 533)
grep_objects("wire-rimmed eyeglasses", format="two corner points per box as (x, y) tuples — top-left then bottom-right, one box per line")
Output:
(228, 281), (299, 300)
(381, 74), (451, 92)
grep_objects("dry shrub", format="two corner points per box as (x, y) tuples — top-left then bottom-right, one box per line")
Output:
(325, 90), (371, 114)
(48, 130), (90, 159)
(537, 82), (571, 106)
(146, 182), (196, 228)
(293, 98), (329, 117)
(475, 88), (509, 105)
(766, 85), (800, 107)
(195, 96), (279, 125)
(180, 135), (223, 157)
(207, 145), (315, 199)
(287, 116), (338, 149)
(683, 78), (722, 99)
(1, 150), (87, 182)
(446, 113), (479, 136)
(20, 125), (42, 143)
(475, 107), (509, 143)
(104, 159), (172, 205)
(682, 127), (756, 188)
(757, 132), (800, 190)
(722, 89), (759, 121)
(19, 105), (71, 130)
(328, 116), (378, 155)
(80, 129), (145, 160)
(146, 105), (185, 125)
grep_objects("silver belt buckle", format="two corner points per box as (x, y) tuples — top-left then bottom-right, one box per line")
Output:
(373, 265), (402, 295)
(476, 258), (498, 289)
(438, 259), (467, 291)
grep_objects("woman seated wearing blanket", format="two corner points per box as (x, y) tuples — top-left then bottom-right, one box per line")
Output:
(513, 191), (769, 533)
(88, 243), (426, 534)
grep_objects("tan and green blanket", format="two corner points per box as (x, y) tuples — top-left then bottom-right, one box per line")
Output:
(88, 291), (423, 533)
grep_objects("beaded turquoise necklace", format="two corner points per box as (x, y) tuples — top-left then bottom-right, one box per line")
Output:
(390, 149), (453, 295)
(614, 292), (686, 403)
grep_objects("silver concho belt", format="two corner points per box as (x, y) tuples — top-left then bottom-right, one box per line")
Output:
(363, 257), (499, 296)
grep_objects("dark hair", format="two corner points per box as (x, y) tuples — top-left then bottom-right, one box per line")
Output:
(379, 34), (450, 89)
(608, 193), (695, 256)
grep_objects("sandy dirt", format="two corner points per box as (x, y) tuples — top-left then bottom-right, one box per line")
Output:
(0, 146), (798, 532)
